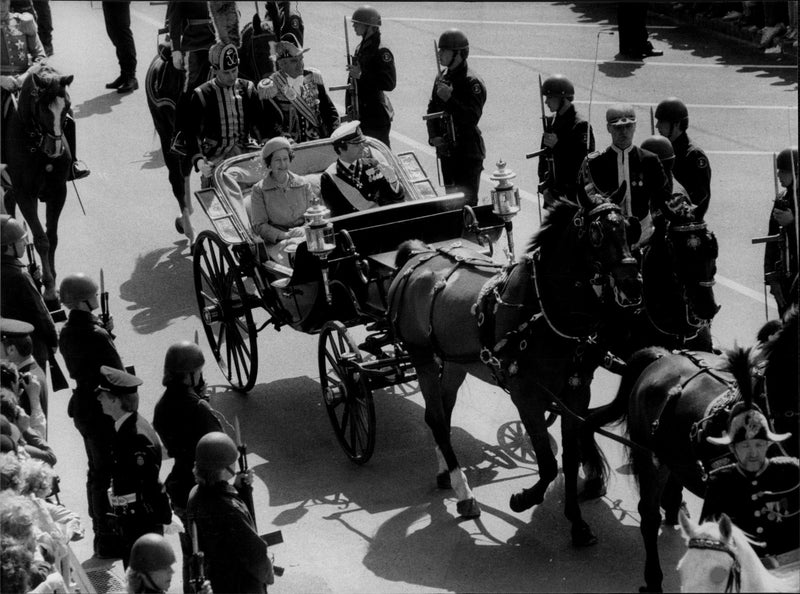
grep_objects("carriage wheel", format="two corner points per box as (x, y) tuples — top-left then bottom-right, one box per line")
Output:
(318, 321), (376, 464)
(193, 231), (259, 392)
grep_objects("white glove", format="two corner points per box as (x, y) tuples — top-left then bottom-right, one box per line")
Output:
(172, 50), (184, 70)
(199, 159), (214, 178)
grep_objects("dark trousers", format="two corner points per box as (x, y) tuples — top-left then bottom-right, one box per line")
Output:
(73, 414), (114, 523)
(32, 0), (52, 50)
(174, 51), (211, 137)
(617, 2), (650, 54)
(440, 156), (483, 207)
(102, 1), (137, 78)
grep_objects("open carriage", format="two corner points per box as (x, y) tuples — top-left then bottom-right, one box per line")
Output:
(192, 137), (511, 463)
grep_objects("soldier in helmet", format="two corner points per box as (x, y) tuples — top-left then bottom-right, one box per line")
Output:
(346, 5), (396, 147)
(0, 215), (57, 373)
(426, 28), (486, 207)
(126, 533), (177, 594)
(188, 432), (273, 593)
(153, 341), (221, 593)
(763, 146), (798, 316)
(655, 97), (712, 220)
(579, 104), (670, 248)
(97, 366), (173, 569)
(58, 271), (125, 558)
(702, 403), (799, 561)
(537, 74), (595, 207)
(639, 134), (694, 217)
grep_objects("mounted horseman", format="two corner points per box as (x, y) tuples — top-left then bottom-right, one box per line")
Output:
(239, 1), (305, 84)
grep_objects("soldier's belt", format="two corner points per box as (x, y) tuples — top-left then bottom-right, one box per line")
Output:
(109, 492), (137, 508)
(187, 19), (212, 25)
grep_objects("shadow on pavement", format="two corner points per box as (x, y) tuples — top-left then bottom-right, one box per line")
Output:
(119, 242), (195, 334)
(72, 91), (126, 120)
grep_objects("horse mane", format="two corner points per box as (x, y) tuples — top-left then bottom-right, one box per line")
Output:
(526, 200), (578, 253)
(722, 346), (754, 407)
(17, 63), (70, 125)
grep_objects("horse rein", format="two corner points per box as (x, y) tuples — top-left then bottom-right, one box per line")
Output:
(26, 84), (66, 156)
(687, 537), (742, 593)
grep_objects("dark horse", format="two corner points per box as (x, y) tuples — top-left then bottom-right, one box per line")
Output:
(387, 183), (642, 544)
(4, 63), (73, 303)
(582, 307), (798, 592)
(144, 36), (193, 242)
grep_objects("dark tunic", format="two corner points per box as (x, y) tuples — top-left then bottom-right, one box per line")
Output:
(701, 456), (800, 556)
(320, 157), (404, 217)
(260, 68), (339, 142)
(671, 132), (711, 220)
(346, 32), (396, 141)
(187, 481), (272, 594)
(764, 183), (798, 315)
(538, 104), (595, 202)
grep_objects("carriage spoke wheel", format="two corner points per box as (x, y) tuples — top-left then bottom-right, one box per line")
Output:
(318, 321), (376, 464)
(193, 231), (258, 392)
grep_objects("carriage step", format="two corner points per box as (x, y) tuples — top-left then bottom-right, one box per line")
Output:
(365, 319), (389, 332)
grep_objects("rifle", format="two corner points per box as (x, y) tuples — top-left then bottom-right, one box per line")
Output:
(423, 40), (455, 186)
(189, 521), (207, 594)
(233, 416), (256, 523)
(649, 106), (655, 135)
(344, 16), (359, 121)
(99, 268), (115, 339)
(535, 74), (556, 193)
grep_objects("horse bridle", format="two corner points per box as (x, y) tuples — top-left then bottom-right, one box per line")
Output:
(687, 537), (742, 593)
(25, 83), (67, 156)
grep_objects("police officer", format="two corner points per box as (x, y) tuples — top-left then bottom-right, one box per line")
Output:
(579, 104), (670, 247)
(101, 0), (137, 93)
(0, 215), (57, 374)
(702, 403), (799, 561)
(426, 29), (486, 207)
(188, 432), (273, 593)
(346, 5), (396, 147)
(538, 74), (595, 206)
(655, 97), (711, 220)
(0, 318), (47, 434)
(153, 341), (221, 593)
(764, 146), (798, 316)
(97, 366), (172, 569)
(58, 272), (124, 558)
(320, 120), (404, 216)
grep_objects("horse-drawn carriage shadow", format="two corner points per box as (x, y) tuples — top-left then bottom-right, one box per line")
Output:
(118, 241), (194, 334)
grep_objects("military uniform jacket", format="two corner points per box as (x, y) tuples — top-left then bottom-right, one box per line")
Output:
(260, 68), (340, 142)
(701, 457), (800, 556)
(58, 309), (123, 423)
(580, 145), (670, 221)
(111, 412), (171, 525)
(346, 33), (396, 128)
(764, 183), (798, 284)
(672, 133), (711, 220)
(426, 61), (486, 160)
(1, 11), (45, 76)
(186, 77), (265, 166)
(320, 157), (404, 217)
(153, 385), (222, 509)
(1, 255), (57, 369)
(167, 1), (216, 52)
(188, 481), (271, 594)
(538, 105), (595, 200)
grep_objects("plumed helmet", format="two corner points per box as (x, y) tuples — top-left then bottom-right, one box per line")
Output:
(195, 432), (238, 471)
(776, 146), (798, 172)
(707, 403), (791, 446)
(0, 215), (26, 246)
(59, 273), (99, 306)
(655, 97), (689, 123)
(352, 5), (381, 27)
(438, 29), (469, 51)
(129, 533), (176, 573)
(640, 135), (675, 162)
(541, 74), (575, 99)
(164, 341), (205, 375)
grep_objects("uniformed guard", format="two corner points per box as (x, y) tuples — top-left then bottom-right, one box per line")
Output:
(702, 403), (799, 563)
(579, 104), (670, 248)
(188, 432), (273, 593)
(320, 120), (404, 216)
(258, 41), (340, 142)
(0, 317), (47, 434)
(153, 341), (221, 594)
(346, 5), (396, 147)
(126, 533), (178, 594)
(763, 146), (798, 316)
(58, 272), (125, 558)
(426, 28), (486, 207)
(640, 134), (694, 217)
(97, 366), (172, 569)
(538, 74), (595, 206)
(655, 97), (711, 220)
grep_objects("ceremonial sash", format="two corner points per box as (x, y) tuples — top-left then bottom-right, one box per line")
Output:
(324, 162), (377, 211)
(272, 71), (318, 127)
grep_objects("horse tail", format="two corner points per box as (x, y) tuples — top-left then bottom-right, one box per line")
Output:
(394, 239), (428, 270)
(723, 346), (754, 407)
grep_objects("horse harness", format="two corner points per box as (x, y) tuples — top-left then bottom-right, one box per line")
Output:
(687, 536), (742, 593)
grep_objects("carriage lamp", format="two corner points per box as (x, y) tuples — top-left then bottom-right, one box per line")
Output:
(490, 159), (521, 263)
(304, 198), (336, 304)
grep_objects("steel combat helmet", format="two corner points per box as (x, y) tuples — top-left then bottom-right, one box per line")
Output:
(129, 533), (176, 573)
(541, 74), (575, 99)
(195, 431), (238, 472)
(438, 29), (469, 51)
(59, 273), (99, 307)
(655, 97), (689, 124)
(352, 5), (381, 27)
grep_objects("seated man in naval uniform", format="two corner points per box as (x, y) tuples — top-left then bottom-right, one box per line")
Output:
(320, 121), (404, 217)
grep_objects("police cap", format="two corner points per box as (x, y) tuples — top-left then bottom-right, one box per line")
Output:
(195, 431), (238, 472)
(655, 97), (689, 123)
(129, 533), (176, 573)
(0, 318), (34, 341)
(438, 29), (469, 51)
(164, 341), (205, 375)
(541, 74), (575, 99)
(352, 5), (381, 27)
(59, 273), (99, 307)
(331, 120), (366, 145)
(1, 215), (26, 246)
(97, 365), (142, 396)
(606, 104), (637, 127)
(640, 135), (675, 162)
(776, 146), (798, 172)
(209, 42), (239, 71)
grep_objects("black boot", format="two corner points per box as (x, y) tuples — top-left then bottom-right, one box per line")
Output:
(117, 77), (139, 94)
(105, 75), (125, 89)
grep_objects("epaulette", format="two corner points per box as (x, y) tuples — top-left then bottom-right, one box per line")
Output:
(768, 455), (800, 467)
(707, 462), (737, 477)
(19, 12), (37, 35)
(259, 77), (278, 98)
(306, 67), (324, 85)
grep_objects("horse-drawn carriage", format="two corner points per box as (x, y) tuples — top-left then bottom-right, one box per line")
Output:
(192, 136), (506, 463)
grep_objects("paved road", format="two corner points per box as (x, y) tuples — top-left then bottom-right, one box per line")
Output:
(27, 2), (798, 592)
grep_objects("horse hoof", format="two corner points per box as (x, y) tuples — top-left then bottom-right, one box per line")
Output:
(175, 216), (184, 234)
(509, 488), (544, 513)
(582, 478), (607, 500)
(571, 522), (598, 547)
(436, 471), (452, 490)
(456, 497), (480, 518)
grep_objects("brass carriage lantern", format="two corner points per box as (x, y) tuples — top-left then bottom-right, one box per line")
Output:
(490, 159), (521, 263)
(304, 197), (336, 304)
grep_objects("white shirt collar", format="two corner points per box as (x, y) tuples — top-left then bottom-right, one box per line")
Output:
(18, 355), (36, 369)
(114, 411), (134, 432)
